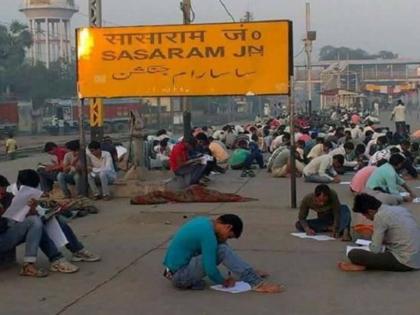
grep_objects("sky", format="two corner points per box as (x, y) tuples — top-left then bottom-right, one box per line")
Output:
(1, 0), (420, 60)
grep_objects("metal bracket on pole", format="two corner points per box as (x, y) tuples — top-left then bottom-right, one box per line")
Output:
(89, 0), (102, 26)
(89, 0), (104, 142)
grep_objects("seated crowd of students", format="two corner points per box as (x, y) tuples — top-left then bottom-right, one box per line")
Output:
(2, 105), (420, 292)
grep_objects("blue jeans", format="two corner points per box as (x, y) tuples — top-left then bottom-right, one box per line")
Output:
(170, 243), (263, 289)
(88, 170), (116, 196)
(40, 216), (84, 262)
(174, 163), (206, 186)
(296, 205), (351, 234)
(248, 143), (265, 168)
(0, 216), (43, 263)
(57, 172), (83, 197)
(304, 174), (334, 183)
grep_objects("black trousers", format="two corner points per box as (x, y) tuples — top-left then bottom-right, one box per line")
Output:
(348, 249), (414, 272)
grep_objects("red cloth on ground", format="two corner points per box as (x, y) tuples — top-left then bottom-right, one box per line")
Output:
(130, 185), (258, 205)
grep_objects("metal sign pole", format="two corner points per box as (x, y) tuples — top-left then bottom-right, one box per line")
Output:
(89, 0), (104, 142)
(78, 98), (88, 196)
(181, 0), (192, 139)
(289, 76), (297, 208)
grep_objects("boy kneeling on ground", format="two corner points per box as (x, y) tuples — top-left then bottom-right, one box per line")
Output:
(163, 214), (283, 293)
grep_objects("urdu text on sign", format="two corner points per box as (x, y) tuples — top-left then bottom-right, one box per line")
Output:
(76, 20), (293, 98)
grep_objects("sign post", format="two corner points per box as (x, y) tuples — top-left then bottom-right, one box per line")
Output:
(76, 21), (292, 98)
(288, 76), (297, 208)
(88, 0), (104, 142)
(76, 20), (294, 204)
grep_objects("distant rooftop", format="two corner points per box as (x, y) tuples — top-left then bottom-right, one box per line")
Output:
(21, 0), (76, 9)
(296, 58), (420, 67)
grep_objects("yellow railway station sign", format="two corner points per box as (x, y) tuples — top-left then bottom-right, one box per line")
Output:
(76, 20), (293, 98)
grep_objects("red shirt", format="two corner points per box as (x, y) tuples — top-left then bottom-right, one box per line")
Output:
(169, 142), (188, 171)
(52, 146), (68, 164)
(351, 114), (361, 125)
(298, 134), (311, 143)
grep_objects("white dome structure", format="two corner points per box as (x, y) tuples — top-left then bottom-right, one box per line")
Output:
(20, 0), (78, 67)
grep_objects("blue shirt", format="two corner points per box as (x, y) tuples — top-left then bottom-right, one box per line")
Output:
(366, 163), (405, 195)
(163, 217), (224, 284)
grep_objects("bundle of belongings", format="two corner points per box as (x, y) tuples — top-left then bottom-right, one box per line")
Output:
(130, 185), (257, 205)
(39, 197), (99, 219)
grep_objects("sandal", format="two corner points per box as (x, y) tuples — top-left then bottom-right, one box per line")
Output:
(20, 263), (48, 278)
(337, 261), (366, 272)
(49, 258), (79, 273)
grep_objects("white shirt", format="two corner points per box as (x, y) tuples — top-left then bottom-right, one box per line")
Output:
(351, 127), (363, 140)
(307, 143), (325, 159)
(270, 135), (284, 152)
(303, 155), (337, 180)
(365, 139), (377, 158)
(369, 149), (391, 166)
(392, 105), (406, 122)
(87, 151), (115, 174)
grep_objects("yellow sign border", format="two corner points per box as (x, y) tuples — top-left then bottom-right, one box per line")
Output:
(76, 20), (293, 98)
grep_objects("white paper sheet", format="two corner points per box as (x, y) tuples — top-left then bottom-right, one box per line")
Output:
(346, 241), (385, 256)
(2, 186), (43, 222)
(413, 197), (420, 204)
(290, 232), (335, 241)
(210, 281), (251, 294)
(200, 154), (214, 164)
(400, 192), (410, 197)
(355, 239), (371, 246)
(339, 181), (351, 185)
(44, 217), (68, 248)
(116, 146), (128, 159)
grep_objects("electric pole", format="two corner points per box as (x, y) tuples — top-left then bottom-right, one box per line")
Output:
(304, 2), (316, 114)
(241, 11), (253, 22)
(89, 0), (104, 142)
(180, 0), (192, 140)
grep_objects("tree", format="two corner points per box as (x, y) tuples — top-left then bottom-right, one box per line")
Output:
(0, 20), (77, 108)
(11, 60), (76, 109)
(319, 45), (398, 61)
(0, 21), (32, 97)
(375, 50), (399, 59)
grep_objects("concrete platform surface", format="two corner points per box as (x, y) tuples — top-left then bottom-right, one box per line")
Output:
(1, 165), (420, 315)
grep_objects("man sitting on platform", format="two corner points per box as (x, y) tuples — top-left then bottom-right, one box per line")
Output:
(169, 137), (206, 187)
(163, 214), (283, 293)
(295, 184), (352, 241)
(339, 193), (420, 272)
(365, 153), (416, 205)
(303, 154), (344, 184)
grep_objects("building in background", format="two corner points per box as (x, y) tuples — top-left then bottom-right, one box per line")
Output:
(20, 0), (78, 67)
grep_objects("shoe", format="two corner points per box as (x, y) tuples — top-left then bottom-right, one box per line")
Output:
(49, 258), (79, 273)
(102, 195), (112, 201)
(91, 195), (101, 200)
(241, 170), (248, 177)
(20, 263), (48, 278)
(247, 170), (256, 177)
(71, 249), (101, 262)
